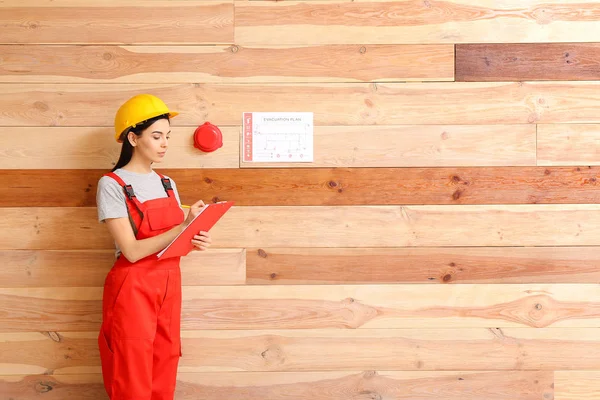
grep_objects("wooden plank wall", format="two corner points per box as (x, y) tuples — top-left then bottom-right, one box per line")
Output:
(1, 0), (600, 398)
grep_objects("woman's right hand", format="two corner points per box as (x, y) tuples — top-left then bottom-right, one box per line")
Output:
(183, 199), (206, 226)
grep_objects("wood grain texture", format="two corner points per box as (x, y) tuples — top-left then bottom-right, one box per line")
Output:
(3, 166), (600, 207)
(555, 371), (600, 400)
(0, 127), (239, 170)
(0, 249), (245, 288)
(0, 374), (106, 399)
(456, 43), (600, 81)
(537, 124), (600, 166)
(0, 125), (535, 169)
(0, 371), (553, 399)
(2, 284), (600, 331)
(5, 205), (600, 249)
(2, 329), (600, 373)
(245, 246), (600, 285)
(0, 44), (454, 83)
(240, 125), (536, 168)
(235, 1), (600, 45)
(0, 2), (233, 44)
(7, 82), (600, 126)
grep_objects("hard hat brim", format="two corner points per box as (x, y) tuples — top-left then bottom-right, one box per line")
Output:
(115, 111), (179, 143)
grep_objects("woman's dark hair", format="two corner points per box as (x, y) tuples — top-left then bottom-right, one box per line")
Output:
(112, 113), (170, 171)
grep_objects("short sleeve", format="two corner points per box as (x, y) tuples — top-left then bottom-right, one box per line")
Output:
(96, 176), (128, 222)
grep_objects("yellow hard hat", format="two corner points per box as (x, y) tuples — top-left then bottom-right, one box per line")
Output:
(114, 94), (179, 142)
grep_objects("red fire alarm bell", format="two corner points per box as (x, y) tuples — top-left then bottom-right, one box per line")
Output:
(193, 122), (223, 152)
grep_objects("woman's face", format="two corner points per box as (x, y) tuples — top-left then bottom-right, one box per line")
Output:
(128, 118), (171, 163)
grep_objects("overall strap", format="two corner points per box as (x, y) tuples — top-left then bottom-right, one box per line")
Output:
(104, 172), (144, 235)
(157, 173), (174, 198)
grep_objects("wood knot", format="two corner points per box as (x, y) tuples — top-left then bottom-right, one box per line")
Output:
(328, 181), (338, 188)
(204, 177), (213, 184)
(230, 45), (239, 53)
(451, 175), (461, 182)
(211, 196), (220, 203)
(102, 52), (113, 61)
(358, 391), (382, 400)
(35, 381), (54, 393)
(257, 249), (267, 258)
(270, 273), (277, 279)
(43, 331), (62, 342)
(544, 169), (551, 175)
(452, 189), (463, 200)
(34, 101), (49, 111)
(535, 303), (543, 310)
(359, 46), (366, 54)
(363, 370), (377, 379)
(442, 274), (452, 282)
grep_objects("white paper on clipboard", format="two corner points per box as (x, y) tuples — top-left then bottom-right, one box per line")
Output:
(243, 112), (313, 162)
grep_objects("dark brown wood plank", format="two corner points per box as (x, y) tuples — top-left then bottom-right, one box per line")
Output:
(0, 2), (233, 45)
(0, 371), (553, 400)
(456, 43), (600, 81)
(246, 246), (600, 285)
(2, 167), (600, 207)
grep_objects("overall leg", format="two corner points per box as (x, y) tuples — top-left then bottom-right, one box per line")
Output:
(103, 267), (165, 400)
(151, 267), (182, 400)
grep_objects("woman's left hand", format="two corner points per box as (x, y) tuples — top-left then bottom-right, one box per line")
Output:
(192, 231), (212, 251)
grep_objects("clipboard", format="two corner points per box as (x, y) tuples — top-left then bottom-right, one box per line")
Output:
(157, 201), (234, 259)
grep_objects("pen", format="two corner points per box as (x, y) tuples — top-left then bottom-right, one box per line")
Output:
(181, 205), (190, 208)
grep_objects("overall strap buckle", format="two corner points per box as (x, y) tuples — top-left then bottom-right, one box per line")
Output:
(161, 177), (172, 191)
(124, 184), (136, 200)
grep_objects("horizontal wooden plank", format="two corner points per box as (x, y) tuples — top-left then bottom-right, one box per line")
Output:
(0, 124), (536, 169)
(245, 246), (600, 284)
(2, 329), (600, 373)
(235, 1), (600, 45)
(240, 124), (536, 168)
(555, 371), (600, 400)
(0, 127), (239, 170)
(0, 374), (106, 399)
(6, 82), (600, 126)
(456, 43), (600, 82)
(3, 166), (600, 207)
(0, 2), (233, 44)
(5, 205), (600, 249)
(0, 371), (553, 399)
(1, 284), (600, 331)
(0, 249), (245, 288)
(537, 124), (600, 166)
(0, 44), (454, 83)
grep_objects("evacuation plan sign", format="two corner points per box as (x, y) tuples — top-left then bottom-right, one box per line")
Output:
(243, 112), (314, 162)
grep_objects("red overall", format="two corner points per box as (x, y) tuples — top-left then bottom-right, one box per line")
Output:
(98, 172), (185, 400)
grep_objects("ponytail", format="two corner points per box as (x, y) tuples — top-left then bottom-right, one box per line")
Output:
(111, 113), (170, 172)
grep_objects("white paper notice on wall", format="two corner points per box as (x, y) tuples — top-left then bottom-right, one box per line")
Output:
(243, 112), (313, 162)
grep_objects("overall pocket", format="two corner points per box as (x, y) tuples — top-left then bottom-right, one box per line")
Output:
(147, 206), (184, 232)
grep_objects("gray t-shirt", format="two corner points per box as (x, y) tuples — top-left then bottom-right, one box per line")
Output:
(96, 168), (183, 258)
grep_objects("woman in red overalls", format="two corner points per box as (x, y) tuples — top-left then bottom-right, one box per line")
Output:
(97, 94), (211, 399)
